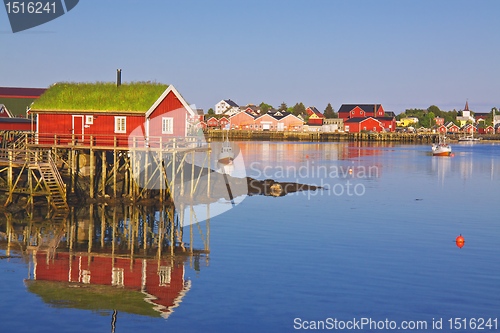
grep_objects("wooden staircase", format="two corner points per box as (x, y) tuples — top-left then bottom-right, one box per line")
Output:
(29, 151), (69, 211)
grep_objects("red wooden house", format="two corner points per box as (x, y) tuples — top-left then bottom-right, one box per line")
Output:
(29, 83), (197, 147)
(206, 117), (219, 128)
(337, 104), (394, 132)
(344, 117), (384, 133)
(305, 107), (325, 126)
(338, 104), (385, 121)
(219, 116), (230, 129)
(229, 110), (256, 129)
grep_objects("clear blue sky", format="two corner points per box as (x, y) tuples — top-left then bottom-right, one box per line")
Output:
(2, 0), (500, 114)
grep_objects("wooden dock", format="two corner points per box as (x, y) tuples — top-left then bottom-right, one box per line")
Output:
(0, 132), (212, 213)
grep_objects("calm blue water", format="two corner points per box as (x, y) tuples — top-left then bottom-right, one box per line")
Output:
(1, 141), (499, 332)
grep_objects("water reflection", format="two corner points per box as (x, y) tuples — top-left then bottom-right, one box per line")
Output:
(0, 204), (210, 320)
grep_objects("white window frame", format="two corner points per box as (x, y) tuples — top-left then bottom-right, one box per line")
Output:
(115, 116), (126, 133)
(162, 117), (174, 134)
(85, 115), (94, 125)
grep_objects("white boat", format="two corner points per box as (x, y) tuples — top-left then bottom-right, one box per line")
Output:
(432, 136), (452, 156)
(458, 134), (481, 142)
(218, 131), (234, 164)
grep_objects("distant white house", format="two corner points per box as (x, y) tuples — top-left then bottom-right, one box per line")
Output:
(215, 99), (239, 115)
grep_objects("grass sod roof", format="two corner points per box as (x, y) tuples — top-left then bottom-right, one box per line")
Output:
(31, 82), (169, 112)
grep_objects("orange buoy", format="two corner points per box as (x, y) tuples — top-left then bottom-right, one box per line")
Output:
(456, 234), (465, 249)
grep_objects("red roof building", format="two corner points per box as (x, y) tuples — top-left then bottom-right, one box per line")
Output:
(305, 107), (325, 126)
(344, 117), (384, 133)
(337, 104), (394, 132)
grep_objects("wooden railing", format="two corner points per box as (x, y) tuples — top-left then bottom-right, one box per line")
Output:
(30, 133), (205, 150)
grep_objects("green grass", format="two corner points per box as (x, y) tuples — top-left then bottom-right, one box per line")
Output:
(31, 82), (168, 112)
(26, 280), (162, 317)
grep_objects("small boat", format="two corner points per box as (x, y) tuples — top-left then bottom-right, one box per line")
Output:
(432, 136), (452, 156)
(458, 135), (481, 142)
(218, 131), (234, 164)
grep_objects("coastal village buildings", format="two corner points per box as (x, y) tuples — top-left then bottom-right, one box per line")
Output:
(229, 109), (303, 131)
(305, 107), (325, 126)
(215, 99), (239, 115)
(338, 104), (396, 132)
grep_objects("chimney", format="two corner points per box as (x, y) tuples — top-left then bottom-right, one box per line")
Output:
(116, 69), (122, 87)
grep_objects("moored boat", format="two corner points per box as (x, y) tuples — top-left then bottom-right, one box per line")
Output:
(432, 136), (452, 156)
(218, 131), (234, 164)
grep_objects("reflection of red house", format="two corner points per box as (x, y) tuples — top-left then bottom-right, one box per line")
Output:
(29, 84), (196, 147)
(32, 252), (190, 319)
(344, 117), (384, 133)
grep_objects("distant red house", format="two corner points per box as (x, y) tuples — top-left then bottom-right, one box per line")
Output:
(478, 125), (494, 134)
(434, 117), (444, 126)
(337, 104), (394, 132)
(338, 104), (385, 120)
(445, 122), (460, 133)
(229, 111), (256, 129)
(344, 117), (384, 133)
(219, 116), (230, 129)
(306, 107), (325, 126)
(29, 84), (197, 147)
(206, 117), (219, 128)
(462, 124), (477, 133)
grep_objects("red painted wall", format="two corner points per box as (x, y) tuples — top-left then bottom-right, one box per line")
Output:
(0, 120), (33, 131)
(37, 113), (145, 147)
(347, 118), (384, 132)
(148, 91), (187, 138)
(230, 112), (255, 129)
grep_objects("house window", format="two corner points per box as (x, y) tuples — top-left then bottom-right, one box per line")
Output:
(158, 266), (172, 286)
(85, 115), (93, 125)
(162, 117), (174, 134)
(373, 127), (376, 131)
(114, 116), (126, 133)
(112, 267), (124, 287)
(363, 126), (367, 130)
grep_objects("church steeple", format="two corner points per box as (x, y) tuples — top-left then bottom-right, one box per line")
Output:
(464, 100), (469, 111)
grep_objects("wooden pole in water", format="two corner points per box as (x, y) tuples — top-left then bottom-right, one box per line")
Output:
(90, 137), (94, 199)
(101, 151), (106, 197)
(113, 142), (117, 198)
